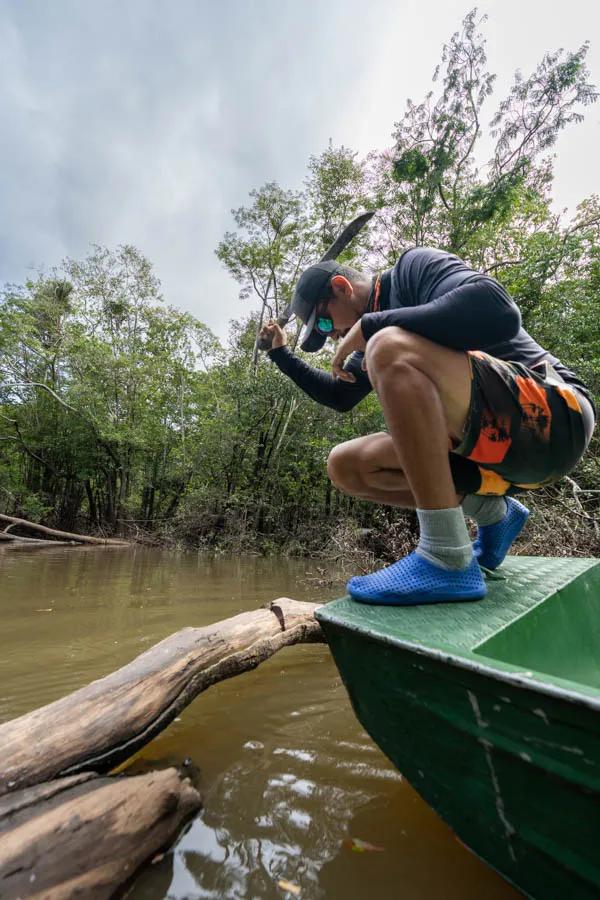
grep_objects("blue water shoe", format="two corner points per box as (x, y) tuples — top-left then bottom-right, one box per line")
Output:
(473, 496), (529, 570)
(346, 552), (486, 606)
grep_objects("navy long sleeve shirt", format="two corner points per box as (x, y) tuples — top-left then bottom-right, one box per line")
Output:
(268, 247), (591, 412)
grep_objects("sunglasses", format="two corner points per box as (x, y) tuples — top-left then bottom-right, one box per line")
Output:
(316, 316), (334, 335)
(314, 295), (335, 335)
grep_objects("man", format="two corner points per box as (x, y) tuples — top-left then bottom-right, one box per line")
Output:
(259, 248), (595, 606)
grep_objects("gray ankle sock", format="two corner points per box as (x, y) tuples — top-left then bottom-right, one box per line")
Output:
(462, 494), (507, 526)
(416, 507), (473, 571)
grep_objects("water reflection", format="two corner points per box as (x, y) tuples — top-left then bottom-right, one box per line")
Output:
(137, 696), (400, 898)
(1, 548), (521, 899)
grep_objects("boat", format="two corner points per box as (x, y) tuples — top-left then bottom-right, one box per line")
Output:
(316, 556), (600, 900)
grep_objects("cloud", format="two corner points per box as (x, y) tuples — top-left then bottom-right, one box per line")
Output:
(0, 0), (598, 340)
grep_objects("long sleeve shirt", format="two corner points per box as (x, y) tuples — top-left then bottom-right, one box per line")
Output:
(268, 246), (592, 412)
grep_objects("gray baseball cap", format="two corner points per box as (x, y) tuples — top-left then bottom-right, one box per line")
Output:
(290, 260), (341, 352)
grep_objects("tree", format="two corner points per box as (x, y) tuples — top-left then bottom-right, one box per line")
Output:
(2, 9), (598, 553)
(0, 247), (220, 530)
(367, 9), (597, 264)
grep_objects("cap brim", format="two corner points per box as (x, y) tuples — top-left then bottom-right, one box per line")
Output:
(300, 305), (327, 352)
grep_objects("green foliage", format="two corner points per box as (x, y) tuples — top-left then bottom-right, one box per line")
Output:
(305, 142), (369, 256)
(373, 9), (596, 257)
(216, 182), (308, 316)
(393, 148), (430, 183)
(0, 246), (221, 530)
(1, 9), (598, 550)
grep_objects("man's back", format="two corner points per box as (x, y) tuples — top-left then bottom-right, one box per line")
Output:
(269, 246), (592, 411)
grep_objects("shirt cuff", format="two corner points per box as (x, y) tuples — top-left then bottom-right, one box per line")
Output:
(267, 346), (291, 360)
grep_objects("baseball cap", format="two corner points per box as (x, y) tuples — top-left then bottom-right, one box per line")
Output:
(290, 260), (341, 352)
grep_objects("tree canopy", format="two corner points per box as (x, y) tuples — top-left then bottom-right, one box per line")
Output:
(1, 9), (598, 554)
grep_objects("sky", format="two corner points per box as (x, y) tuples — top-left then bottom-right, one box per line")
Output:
(1, 0), (598, 341)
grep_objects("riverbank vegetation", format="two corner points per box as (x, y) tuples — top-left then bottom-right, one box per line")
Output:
(1, 11), (599, 562)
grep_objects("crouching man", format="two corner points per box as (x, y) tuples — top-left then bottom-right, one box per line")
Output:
(260, 247), (595, 605)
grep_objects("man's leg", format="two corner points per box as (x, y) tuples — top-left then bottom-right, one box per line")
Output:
(366, 327), (475, 569)
(346, 327), (486, 604)
(328, 432), (513, 520)
(327, 421), (524, 552)
(364, 327), (471, 507)
(327, 432), (416, 507)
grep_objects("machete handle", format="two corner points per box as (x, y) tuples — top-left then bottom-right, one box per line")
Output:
(256, 312), (292, 351)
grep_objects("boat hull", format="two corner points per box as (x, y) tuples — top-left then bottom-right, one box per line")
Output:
(316, 557), (600, 899)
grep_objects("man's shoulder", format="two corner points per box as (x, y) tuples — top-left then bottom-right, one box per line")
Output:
(395, 245), (457, 269)
(391, 246), (477, 306)
(393, 246), (449, 287)
(395, 246), (480, 283)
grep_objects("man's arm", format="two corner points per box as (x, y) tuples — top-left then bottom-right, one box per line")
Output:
(268, 346), (372, 412)
(361, 279), (521, 350)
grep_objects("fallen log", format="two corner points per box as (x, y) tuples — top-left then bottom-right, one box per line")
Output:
(0, 542), (79, 551)
(0, 768), (201, 899)
(0, 598), (324, 794)
(0, 532), (75, 546)
(0, 514), (129, 546)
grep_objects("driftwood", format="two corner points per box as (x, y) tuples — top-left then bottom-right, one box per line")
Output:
(0, 514), (129, 546)
(0, 532), (75, 547)
(0, 598), (324, 795)
(0, 769), (201, 899)
(0, 531), (58, 543)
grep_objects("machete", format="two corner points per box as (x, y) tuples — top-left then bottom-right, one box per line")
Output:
(256, 210), (374, 352)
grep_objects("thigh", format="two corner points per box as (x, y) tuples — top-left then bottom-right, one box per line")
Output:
(332, 431), (481, 497)
(366, 328), (472, 442)
(452, 351), (593, 493)
(332, 431), (405, 471)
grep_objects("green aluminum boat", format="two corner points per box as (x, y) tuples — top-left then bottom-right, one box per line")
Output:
(316, 556), (600, 900)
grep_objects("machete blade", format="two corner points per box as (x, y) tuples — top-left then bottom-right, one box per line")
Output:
(320, 210), (374, 263)
(256, 210), (375, 348)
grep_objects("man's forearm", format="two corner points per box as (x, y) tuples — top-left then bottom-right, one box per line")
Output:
(268, 347), (370, 412)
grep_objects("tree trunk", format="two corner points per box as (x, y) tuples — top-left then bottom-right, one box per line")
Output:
(325, 479), (332, 518)
(57, 479), (84, 532)
(0, 598), (324, 794)
(163, 482), (184, 520)
(84, 479), (98, 527)
(0, 515), (129, 546)
(0, 769), (201, 900)
(105, 470), (116, 526)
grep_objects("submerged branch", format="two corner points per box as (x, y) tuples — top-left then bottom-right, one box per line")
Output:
(0, 598), (325, 795)
(0, 769), (201, 899)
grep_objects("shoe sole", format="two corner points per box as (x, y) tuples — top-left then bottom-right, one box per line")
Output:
(348, 586), (487, 606)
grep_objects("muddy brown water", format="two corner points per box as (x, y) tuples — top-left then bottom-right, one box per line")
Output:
(1, 546), (521, 899)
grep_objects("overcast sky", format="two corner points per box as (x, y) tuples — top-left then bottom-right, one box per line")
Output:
(1, 0), (598, 340)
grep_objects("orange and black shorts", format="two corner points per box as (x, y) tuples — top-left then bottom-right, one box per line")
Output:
(448, 351), (596, 496)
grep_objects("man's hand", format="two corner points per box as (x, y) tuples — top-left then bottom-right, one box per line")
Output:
(260, 320), (287, 351)
(331, 320), (366, 383)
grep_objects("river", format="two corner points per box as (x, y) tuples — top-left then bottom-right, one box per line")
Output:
(1, 546), (521, 899)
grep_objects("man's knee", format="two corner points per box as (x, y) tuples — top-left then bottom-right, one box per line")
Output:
(365, 327), (421, 381)
(327, 440), (365, 493)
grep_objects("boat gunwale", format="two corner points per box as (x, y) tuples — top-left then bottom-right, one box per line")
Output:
(316, 604), (600, 712)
